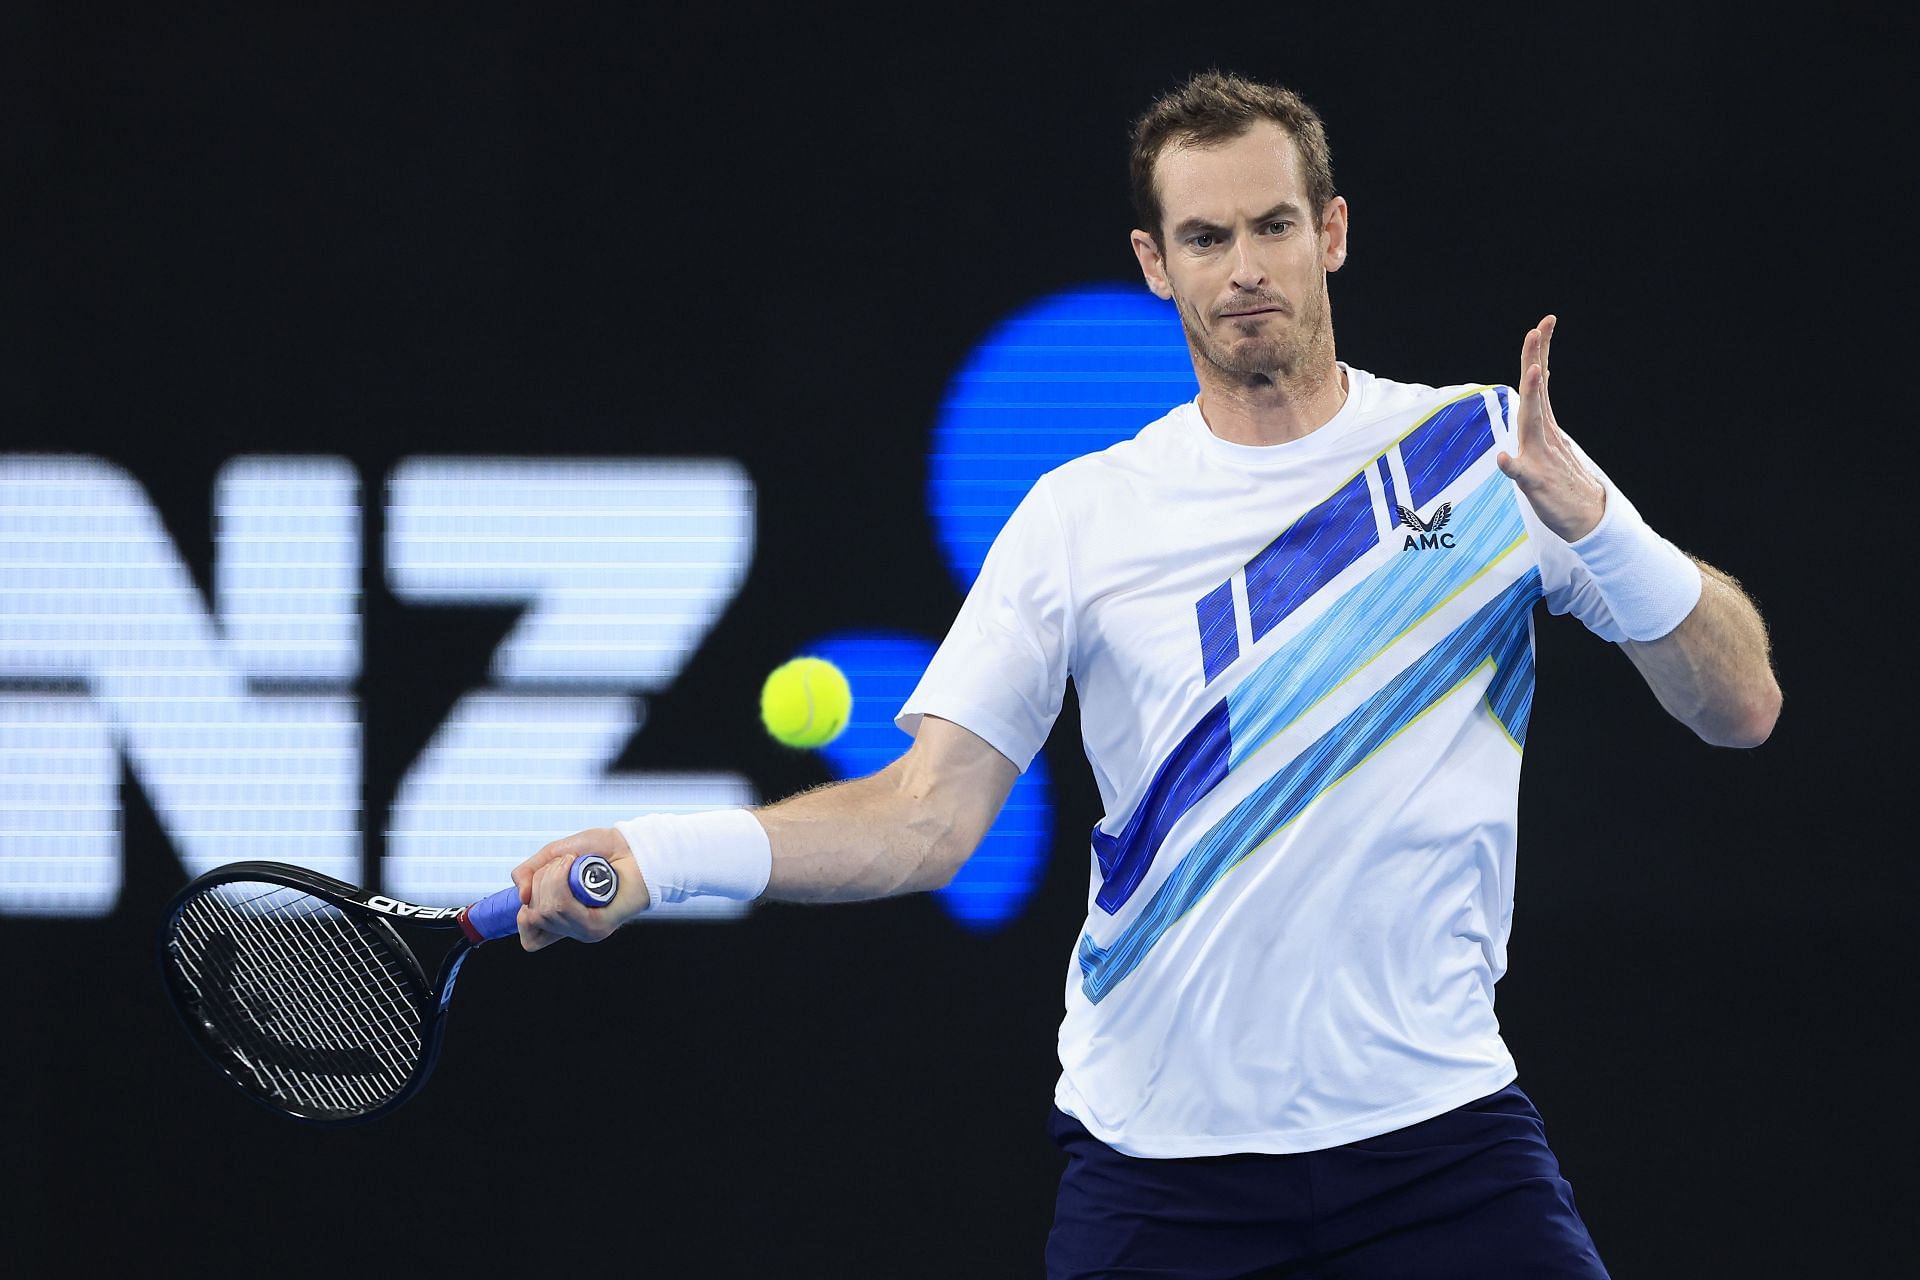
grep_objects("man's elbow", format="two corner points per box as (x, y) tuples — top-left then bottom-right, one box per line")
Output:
(918, 828), (983, 893)
(883, 737), (1013, 894)
(1701, 683), (1782, 749)
(886, 775), (982, 894)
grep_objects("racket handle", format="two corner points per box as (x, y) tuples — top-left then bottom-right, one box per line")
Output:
(460, 855), (621, 943)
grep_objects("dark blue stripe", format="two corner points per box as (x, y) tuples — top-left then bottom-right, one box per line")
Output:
(1091, 699), (1231, 914)
(1244, 472), (1376, 643)
(1494, 384), (1510, 426)
(1377, 456), (1400, 528)
(1484, 609), (1535, 745)
(1196, 580), (1239, 684)
(1402, 395), (1496, 511)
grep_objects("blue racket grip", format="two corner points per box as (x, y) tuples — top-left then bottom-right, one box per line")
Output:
(461, 855), (620, 943)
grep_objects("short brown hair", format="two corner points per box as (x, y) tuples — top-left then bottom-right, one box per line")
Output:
(1129, 70), (1336, 243)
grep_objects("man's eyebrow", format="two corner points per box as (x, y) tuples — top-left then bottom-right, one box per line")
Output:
(1252, 201), (1304, 223)
(1169, 202), (1305, 237)
(1170, 216), (1226, 238)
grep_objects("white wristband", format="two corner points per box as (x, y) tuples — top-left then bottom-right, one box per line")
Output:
(1567, 486), (1702, 642)
(614, 809), (772, 908)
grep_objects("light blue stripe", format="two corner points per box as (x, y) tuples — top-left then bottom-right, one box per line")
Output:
(1078, 570), (1544, 1002)
(1224, 468), (1524, 770)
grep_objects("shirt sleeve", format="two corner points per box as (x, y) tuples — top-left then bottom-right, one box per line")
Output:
(894, 473), (1074, 773)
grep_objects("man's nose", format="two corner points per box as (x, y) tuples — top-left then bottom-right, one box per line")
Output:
(1229, 236), (1266, 291)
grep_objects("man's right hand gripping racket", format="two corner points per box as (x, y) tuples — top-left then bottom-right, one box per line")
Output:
(157, 856), (618, 1125)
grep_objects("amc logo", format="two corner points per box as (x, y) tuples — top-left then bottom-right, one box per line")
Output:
(1397, 503), (1456, 552)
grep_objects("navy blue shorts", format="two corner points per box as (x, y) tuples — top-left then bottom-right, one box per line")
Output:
(1045, 1082), (1608, 1279)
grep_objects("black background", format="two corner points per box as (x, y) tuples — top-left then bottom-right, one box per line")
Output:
(3, 5), (1912, 1276)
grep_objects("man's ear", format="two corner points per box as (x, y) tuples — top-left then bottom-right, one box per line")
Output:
(1321, 195), (1350, 272)
(1130, 229), (1173, 300)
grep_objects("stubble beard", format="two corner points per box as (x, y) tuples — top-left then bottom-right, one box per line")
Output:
(1180, 279), (1332, 385)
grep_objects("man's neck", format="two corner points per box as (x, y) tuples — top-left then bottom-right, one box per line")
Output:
(1196, 358), (1349, 447)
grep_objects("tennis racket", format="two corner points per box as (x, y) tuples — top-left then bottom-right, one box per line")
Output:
(158, 855), (618, 1125)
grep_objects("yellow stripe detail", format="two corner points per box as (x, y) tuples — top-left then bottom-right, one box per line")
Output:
(1484, 697), (1526, 754)
(1383, 384), (1495, 453)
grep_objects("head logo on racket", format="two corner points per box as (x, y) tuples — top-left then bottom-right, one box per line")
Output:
(571, 855), (619, 906)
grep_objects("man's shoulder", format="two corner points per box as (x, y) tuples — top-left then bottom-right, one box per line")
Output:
(1045, 401), (1195, 490)
(1351, 367), (1511, 431)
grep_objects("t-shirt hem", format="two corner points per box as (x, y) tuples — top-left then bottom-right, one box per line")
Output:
(1052, 1059), (1521, 1158)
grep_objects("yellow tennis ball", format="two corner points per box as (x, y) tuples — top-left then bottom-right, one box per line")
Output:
(760, 656), (852, 748)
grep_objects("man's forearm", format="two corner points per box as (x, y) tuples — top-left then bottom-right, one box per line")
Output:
(1619, 557), (1782, 748)
(753, 760), (969, 903)
(524, 721), (1014, 932)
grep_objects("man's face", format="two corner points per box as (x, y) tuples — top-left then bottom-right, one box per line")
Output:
(1131, 121), (1349, 380)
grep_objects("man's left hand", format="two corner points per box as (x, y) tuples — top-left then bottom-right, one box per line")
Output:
(1496, 314), (1607, 542)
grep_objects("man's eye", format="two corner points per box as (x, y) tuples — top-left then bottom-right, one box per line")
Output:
(1189, 233), (1217, 250)
(1264, 220), (1292, 235)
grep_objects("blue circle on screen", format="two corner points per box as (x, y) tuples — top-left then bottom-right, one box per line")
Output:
(928, 284), (1196, 588)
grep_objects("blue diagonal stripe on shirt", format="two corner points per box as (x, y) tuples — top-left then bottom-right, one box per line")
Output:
(1484, 604), (1535, 746)
(1091, 700), (1231, 912)
(1196, 580), (1239, 684)
(1245, 471), (1377, 643)
(1402, 393), (1496, 512)
(1077, 568), (1545, 1004)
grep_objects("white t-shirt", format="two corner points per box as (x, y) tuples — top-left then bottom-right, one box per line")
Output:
(897, 364), (1660, 1157)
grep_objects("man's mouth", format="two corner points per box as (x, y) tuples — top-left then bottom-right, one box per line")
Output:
(1220, 306), (1284, 319)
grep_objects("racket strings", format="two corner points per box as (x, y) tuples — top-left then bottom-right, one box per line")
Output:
(173, 900), (398, 1116)
(176, 893), (415, 1114)
(167, 882), (429, 1118)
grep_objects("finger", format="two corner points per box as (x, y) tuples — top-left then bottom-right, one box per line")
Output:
(533, 856), (596, 941)
(1518, 324), (1539, 392)
(512, 828), (607, 900)
(1511, 360), (1548, 456)
(523, 867), (580, 946)
(1496, 440), (1539, 484)
(1537, 315), (1558, 425)
(511, 841), (567, 900)
(544, 830), (606, 860)
(511, 860), (536, 900)
(1517, 327), (1548, 433)
(531, 854), (575, 912)
(517, 905), (554, 953)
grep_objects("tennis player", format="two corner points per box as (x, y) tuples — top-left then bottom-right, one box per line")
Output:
(515, 71), (1781, 1278)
